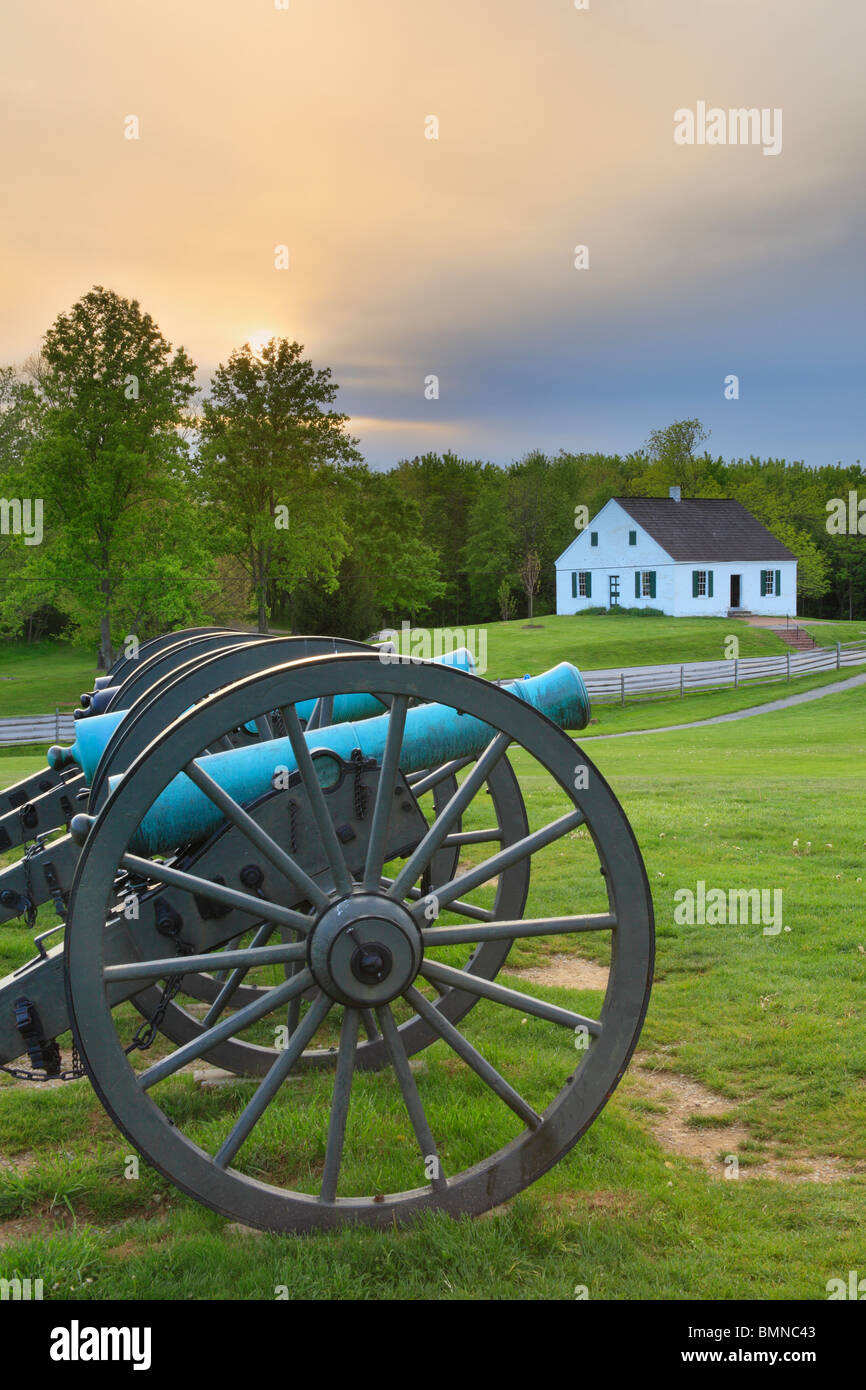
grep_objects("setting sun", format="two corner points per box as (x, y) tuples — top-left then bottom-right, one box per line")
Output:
(247, 330), (273, 360)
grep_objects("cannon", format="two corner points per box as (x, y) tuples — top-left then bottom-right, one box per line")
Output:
(0, 635), (653, 1232)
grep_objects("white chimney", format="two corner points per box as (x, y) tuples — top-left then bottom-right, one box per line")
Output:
(669, 485), (681, 502)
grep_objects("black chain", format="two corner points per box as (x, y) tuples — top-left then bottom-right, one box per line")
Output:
(0, 1040), (84, 1084)
(125, 927), (196, 1055)
(18, 835), (40, 930)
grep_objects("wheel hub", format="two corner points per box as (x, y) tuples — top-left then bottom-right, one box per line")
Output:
(308, 894), (423, 1006)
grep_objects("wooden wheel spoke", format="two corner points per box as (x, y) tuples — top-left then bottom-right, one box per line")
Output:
(441, 829), (502, 847)
(319, 1009), (360, 1203)
(214, 992), (332, 1169)
(376, 1004), (446, 1192)
(362, 694), (409, 889)
(421, 960), (602, 1034)
(422, 913), (616, 946)
(388, 732), (510, 899)
(406, 757), (473, 797)
(360, 1009), (380, 1041)
(104, 937), (305, 986)
(404, 886), (494, 923)
(202, 922), (278, 1027)
(281, 704), (354, 896)
(412, 809), (585, 919)
(303, 694), (333, 733)
(183, 758), (329, 911)
(120, 852), (314, 934)
(377, 876), (496, 923)
(139, 968), (316, 1090)
(404, 986), (542, 1131)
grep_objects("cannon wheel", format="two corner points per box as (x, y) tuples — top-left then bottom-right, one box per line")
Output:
(103, 631), (272, 711)
(88, 636), (381, 808)
(96, 637), (529, 1072)
(65, 653), (653, 1232)
(85, 633), (523, 1070)
(104, 627), (238, 686)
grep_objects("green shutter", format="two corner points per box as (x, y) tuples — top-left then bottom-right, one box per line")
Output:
(708, 571), (713, 598)
(590, 532), (598, 547)
(572, 572), (577, 598)
(649, 571), (656, 598)
(629, 530), (636, 545)
(635, 571), (641, 599)
(692, 571), (699, 597)
(775, 569), (781, 596)
(585, 572), (591, 598)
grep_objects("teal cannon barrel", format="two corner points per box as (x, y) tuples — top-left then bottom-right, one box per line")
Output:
(47, 709), (126, 781)
(118, 662), (590, 855)
(263, 646), (477, 732)
(48, 647), (479, 782)
(75, 643), (470, 721)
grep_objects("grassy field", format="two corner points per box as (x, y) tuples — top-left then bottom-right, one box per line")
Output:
(801, 619), (866, 647)
(583, 666), (860, 735)
(394, 614), (788, 680)
(0, 678), (864, 1299)
(1, 619), (860, 722)
(0, 642), (97, 717)
(0, 666), (855, 776)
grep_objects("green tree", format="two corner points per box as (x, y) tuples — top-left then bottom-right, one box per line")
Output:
(771, 520), (831, 608)
(389, 453), (493, 624)
(463, 467), (513, 619)
(197, 339), (360, 632)
(496, 576), (516, 622)
(642, 419), (711, 495)
(290, 467), (444, 638)
(27, 287), (207, 667)
(0, 365), (58, 639)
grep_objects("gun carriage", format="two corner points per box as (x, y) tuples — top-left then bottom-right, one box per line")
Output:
(0, 628), (653, 1231)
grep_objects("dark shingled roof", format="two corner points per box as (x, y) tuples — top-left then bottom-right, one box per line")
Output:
(613, 497), (796, 562)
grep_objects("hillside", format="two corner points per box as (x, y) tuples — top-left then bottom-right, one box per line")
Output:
(391, 615), (789, 681)
(0, 619), (795, 715)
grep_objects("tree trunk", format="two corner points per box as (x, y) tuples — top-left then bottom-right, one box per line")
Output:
(251, 543), (269, 633)
(98, 567), (114, 671)
(98, 610), (113, 671)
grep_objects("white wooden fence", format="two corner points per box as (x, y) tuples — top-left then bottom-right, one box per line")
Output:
(580, 640), (866, 706)
(1, 641), (865, 744)
(0, 710), (76, 747)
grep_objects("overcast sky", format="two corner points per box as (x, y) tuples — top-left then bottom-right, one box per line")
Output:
(2, 0), (863, 468)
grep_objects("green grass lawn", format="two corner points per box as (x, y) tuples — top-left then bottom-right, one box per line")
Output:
(800, 619), (866, 647)
(394, 614), (789, 680)
(1, 680), (865, 1298)
(0, 642), (97, 717)
(0, 667), (856, 767)
(582, 666), (861, 735)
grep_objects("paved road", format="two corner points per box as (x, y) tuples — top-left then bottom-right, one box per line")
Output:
(582, 671), (866, 740)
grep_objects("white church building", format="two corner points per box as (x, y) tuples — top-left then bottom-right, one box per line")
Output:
(555, 489), (798, 619)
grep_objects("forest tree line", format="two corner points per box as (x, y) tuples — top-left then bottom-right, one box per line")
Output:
(1, 289), (863, 667)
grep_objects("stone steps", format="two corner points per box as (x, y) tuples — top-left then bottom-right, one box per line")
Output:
(768, 626), (818, 651)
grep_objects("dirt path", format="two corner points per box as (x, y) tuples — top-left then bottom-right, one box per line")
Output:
(584, 671), (866, 740)
(505, 957), (860, 1182)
